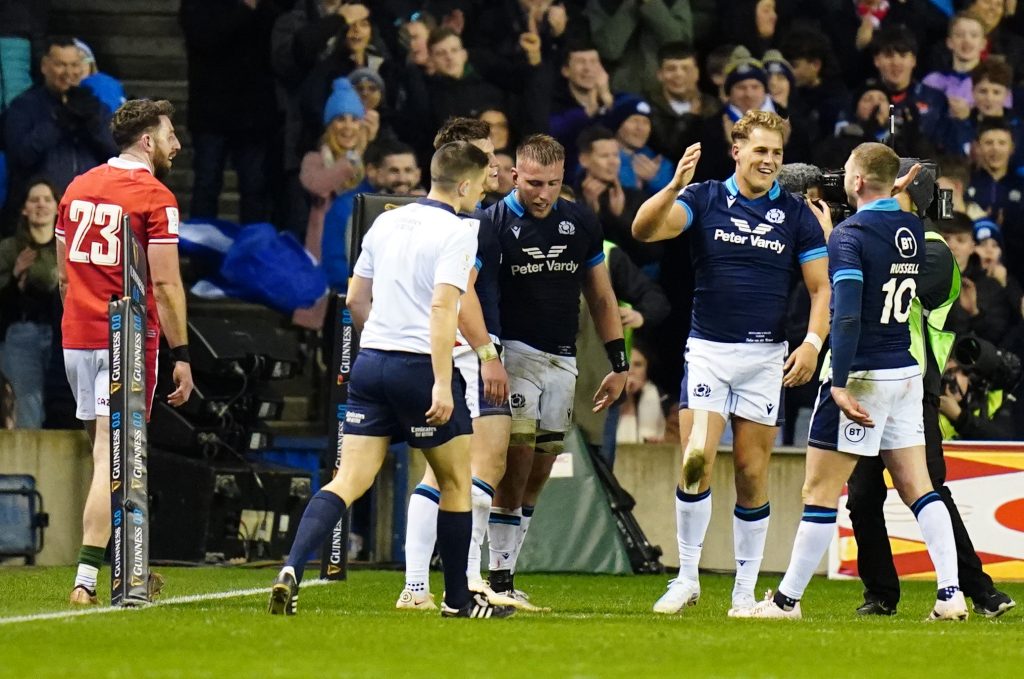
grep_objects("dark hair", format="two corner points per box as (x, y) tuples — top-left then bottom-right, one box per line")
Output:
(937, 211), (974, 236)
(110, 99), (175, 151)
(20, 176), (60, 207)
(576, 125), (616, 155)
(562, 39), (598, 66)
(364, 139), (416, 167)
(705, 43), (736, 77)
(430, 141), (489, 187)
(972, 58), (1013, 89)
(427, 27), (460, 50)
(938, 155), (970, 187)
(976, 117), (1013, 140)
(434, 117), (491, 149)
(870, 24), (918, 57)
(657, 41), (696, 66)
(44, 36), (77, 53)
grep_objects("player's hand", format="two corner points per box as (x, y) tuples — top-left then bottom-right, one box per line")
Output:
(593, 370), (627, 412)
(13, 247), (38, 277)
(805, 196), (833, 239)
(618, 306), (644, 329)
(426, 382), (454, 425)
(168, 362), (194, 407)
(783, 342), (818, 387)
(831, 385), (874, 428)
(480, 357), (510, 407)
(670, 143), (701, 191)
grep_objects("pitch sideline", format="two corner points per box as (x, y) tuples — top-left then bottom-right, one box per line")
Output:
(0, 578), (332, 626)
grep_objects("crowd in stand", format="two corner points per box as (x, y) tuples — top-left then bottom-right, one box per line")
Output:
(1, 0), (1022, 443)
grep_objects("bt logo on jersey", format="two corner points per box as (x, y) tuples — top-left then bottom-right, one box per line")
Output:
(895, 227), (918, 259)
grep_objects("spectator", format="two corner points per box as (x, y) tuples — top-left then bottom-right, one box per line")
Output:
(967, 0), (1024, 80)
(967, 119), (1024, 253)
(923, 11), (994, 115)
(605, 95), (674, 195)
(585, 0), (694, 95)
(814, 79), (891, 169)
(69, 39), (126, 116)
(550, 42), (616, 173)
(646, 42), (717, 161)
(299, 78), (365, 292)
(939, 213), (1021, 346)
(479, 108), (513, 154)
(721, 0), (777, 57)
(575, 125), (660, 270)
(781, 28), (850, 147)
(3, 37), (116, 221)
(705, 42), (736, 103)
(363, 139), (423, 194)
(616, 344), (667, 444)
(942, 59), (1022, 158)
(869, 25), (948, 154)
(974, 217), (1024, 319)
(181, 0), (289, 226)
(349, 67), (397, 144)
(762, 49), (795, 111)
(0, 178), (60, 428)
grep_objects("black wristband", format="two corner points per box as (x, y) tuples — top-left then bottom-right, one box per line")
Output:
(605, 338), (629, 373)
(169, 345), (191, 364)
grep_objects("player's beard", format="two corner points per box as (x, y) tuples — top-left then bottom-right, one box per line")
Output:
(153, 150), (173, 180)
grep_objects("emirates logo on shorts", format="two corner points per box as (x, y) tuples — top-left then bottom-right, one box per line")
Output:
(693, 383), (712, 398)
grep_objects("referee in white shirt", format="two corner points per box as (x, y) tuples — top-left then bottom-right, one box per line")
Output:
(268, 142), (514, 619)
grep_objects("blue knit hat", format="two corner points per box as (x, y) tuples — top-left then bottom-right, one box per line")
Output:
(605, 95), (653, 133)
(973, 217), (1003, 246)
(323, 78), (365, 125)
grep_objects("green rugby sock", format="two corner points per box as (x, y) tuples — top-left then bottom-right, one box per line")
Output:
(78, 544), (105, 569)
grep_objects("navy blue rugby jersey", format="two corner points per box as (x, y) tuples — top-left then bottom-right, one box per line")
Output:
(828, 197), (925, 371)
(461, 210), (501, 338)
(675, 175), (827, 343)
(486, 191), (604, 356)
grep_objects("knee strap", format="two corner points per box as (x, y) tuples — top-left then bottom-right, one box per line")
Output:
(535, 431), (565, 455)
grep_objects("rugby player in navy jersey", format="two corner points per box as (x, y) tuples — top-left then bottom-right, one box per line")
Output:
(632, 110), (831, 616)
(398, 117), (522, 610)
(268, 142), (514, 620)
(484, 134), (628, 607)
(742, 143), (968, 621)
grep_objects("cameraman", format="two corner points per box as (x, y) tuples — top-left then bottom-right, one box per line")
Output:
(845, 161), (1016, 618)
(939, 343), (1020, 441)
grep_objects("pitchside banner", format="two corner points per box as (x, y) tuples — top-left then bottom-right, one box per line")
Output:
(320, 295), (355, 580)
(109, 217), (151, 606)
(830, 441), (1024, 581)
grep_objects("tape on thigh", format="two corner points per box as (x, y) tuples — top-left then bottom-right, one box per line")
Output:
(682, 409), (712, 493)
(535, 430), (565, 455)
(509, 417), (537, 448)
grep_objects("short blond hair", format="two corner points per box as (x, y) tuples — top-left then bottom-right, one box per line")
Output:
(730, 110), (788, 144)
(516, 134), (565, 166)
(850, 142), (900, 192)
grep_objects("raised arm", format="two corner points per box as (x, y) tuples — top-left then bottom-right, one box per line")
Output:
(632, 142), (700, 242)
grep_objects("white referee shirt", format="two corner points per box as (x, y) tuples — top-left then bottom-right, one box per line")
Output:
(353, 199), (478, 355)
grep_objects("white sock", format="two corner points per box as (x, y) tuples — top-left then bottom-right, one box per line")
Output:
(778, 505), (837, 601)
(74, 564), (99, 591)
(467, 479), (494, 582)
(510, 504), (535, 574)
(404, 484), (439, 592)
(733, 502), (770, 601)
(487, 507), (521, 571)
(675, 488), (712, 583)
(912, 492), (960, 590)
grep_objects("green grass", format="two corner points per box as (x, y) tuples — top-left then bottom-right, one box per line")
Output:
(0, 567), (1020, 679)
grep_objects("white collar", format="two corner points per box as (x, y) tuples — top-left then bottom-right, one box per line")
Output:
(108, 156), (152, 173)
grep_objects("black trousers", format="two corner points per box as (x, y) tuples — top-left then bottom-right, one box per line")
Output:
(846, 396), (994, 606)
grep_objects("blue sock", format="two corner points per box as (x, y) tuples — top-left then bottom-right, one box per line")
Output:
(285, 490), (347, 584)
(437, 510), (472, 609)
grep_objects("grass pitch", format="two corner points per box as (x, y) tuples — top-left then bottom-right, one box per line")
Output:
(0, 567), (1020, 679)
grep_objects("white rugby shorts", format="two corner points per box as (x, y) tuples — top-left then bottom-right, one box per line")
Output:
(503, 340), (577, 433)
(63, 348), (111, 420)
(808, 365), (925, 456)
(679, 337), (787, 426)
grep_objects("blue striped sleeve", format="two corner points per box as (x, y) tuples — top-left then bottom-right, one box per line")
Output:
(798, 246), (828, 264)
(585, 252), (605, 268)
(832, 268), (863, 283)
(674, 198), (694, 232)
(474, 257), (483, 271)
